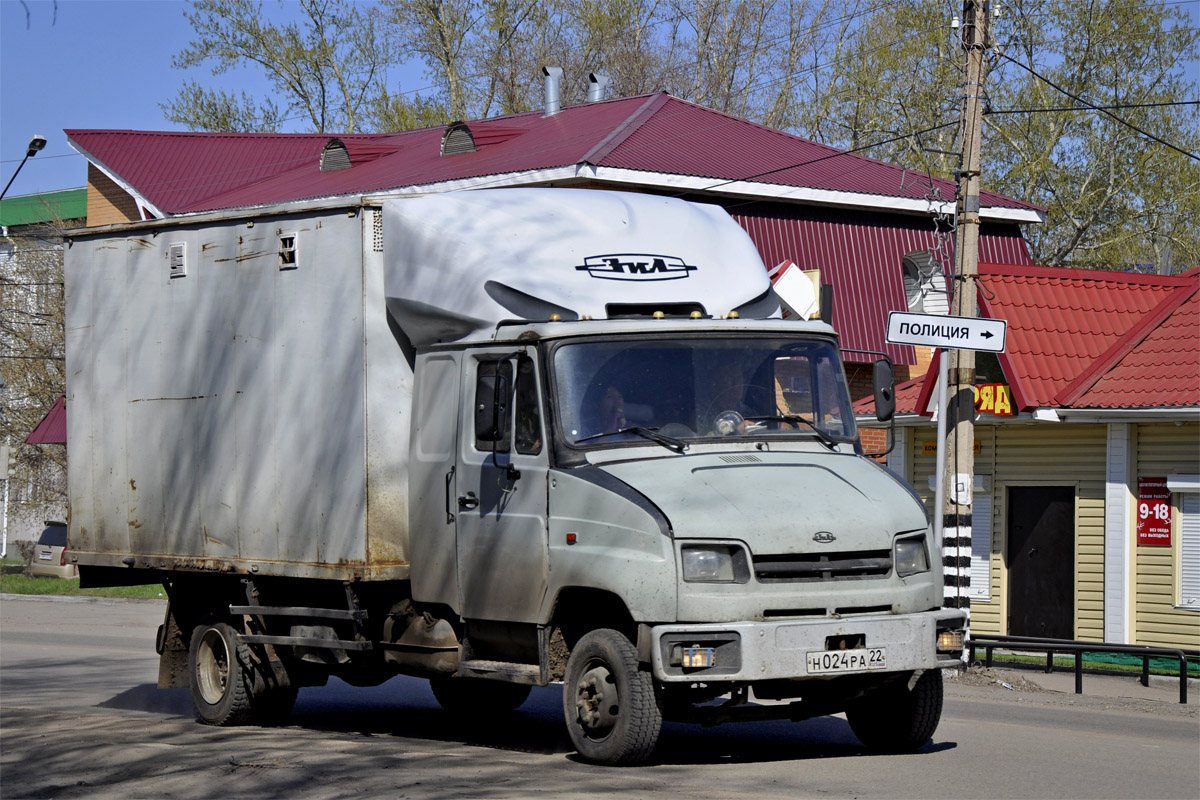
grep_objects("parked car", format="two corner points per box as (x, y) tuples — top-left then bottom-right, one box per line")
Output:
(29, 522), (76, 578)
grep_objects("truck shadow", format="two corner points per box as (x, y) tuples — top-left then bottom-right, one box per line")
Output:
(96, 675), (955, 765)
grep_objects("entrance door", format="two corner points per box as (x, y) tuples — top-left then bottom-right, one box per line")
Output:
(1007, 486), (1075, 638)
(454, 349), (549, 623)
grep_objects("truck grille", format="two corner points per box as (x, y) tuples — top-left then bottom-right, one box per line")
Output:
(753, 550), (892, 582)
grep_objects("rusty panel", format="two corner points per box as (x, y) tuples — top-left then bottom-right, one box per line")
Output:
(65, 208), (413, 575)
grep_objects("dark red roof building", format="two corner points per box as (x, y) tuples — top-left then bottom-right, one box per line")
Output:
(67, 92), (1042, 366)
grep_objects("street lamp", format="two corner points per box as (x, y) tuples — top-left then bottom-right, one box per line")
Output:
(0, 134), (48, 200)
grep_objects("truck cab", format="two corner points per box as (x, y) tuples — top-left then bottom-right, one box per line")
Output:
(409, 316), (964, 763)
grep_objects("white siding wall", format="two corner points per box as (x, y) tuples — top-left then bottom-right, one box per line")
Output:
(1104, 423), (1132, 643)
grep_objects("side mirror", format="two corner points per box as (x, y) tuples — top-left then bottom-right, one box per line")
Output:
(873, 359), (895, 422)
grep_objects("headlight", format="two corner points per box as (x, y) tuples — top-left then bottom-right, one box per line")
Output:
(682, 546), (736, 582)
(894, 536), (930, 577)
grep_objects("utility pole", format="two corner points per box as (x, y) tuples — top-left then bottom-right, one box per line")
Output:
(943, 0), (990, 621)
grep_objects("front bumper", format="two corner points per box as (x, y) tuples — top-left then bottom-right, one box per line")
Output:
(648, 609), (966, 683)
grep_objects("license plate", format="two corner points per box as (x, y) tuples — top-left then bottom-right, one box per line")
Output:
(806, 647), (887, 674)
(38, 552), (52, 560)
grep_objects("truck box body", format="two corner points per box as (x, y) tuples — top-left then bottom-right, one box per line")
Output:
(66, 206), (412, 579)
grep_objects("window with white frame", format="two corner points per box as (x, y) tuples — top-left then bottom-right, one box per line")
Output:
(278, 233), (298, 270)
(1170, 475), (1199, 610)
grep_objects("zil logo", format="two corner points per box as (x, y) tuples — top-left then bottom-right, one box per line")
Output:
(575, 254), (698, 281)
(812, 531), (837, 544)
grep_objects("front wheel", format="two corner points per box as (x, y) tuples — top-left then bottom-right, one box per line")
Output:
(846, 670), (944, 753)
(563, 629), (662, 766)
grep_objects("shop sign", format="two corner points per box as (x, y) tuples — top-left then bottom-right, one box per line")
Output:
(1137, 477), (1172, 546)
(922, 440), (982, 455)
(974, 383), (1014, 416)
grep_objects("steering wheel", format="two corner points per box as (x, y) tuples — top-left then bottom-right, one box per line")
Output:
(704, 384), (771, 435)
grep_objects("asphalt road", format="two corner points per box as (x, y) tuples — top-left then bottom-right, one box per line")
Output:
(1, 595), (1197, 799)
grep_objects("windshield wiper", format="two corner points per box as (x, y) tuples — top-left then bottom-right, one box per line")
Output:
(743, 415), (839, 449)
(574, 426), (688, 453)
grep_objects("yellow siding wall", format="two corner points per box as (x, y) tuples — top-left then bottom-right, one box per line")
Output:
(1134, 423), (1200, 649)
(908, 422), (1107, 639)
(86, 164), (140, 227)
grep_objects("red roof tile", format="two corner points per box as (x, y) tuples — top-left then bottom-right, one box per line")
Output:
(977, 264), (1194, 410)
(1057, 282), (1199, 408)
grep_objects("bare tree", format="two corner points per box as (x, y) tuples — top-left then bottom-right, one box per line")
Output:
(165, 0), (395, 132)
(1, 217), (69, 518)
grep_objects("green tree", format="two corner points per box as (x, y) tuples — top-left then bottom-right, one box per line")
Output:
(986, 0), (1200, 269)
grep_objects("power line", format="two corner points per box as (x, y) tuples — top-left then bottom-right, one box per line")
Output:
(986, 100), (1200, 114)
(996, 52), (1199, 161)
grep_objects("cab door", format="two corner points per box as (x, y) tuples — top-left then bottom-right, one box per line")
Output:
(454, 349), (549, 622)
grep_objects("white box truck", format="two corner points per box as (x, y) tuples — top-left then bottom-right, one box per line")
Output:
(65, 188), (965, 765)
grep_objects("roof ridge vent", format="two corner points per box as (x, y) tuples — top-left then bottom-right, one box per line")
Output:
(320, 138), (352, 171)
(441, 121), (477, 156)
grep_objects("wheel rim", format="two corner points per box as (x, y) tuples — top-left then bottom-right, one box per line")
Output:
(575, 663), (619, 740)
(196, 628), (230, 705)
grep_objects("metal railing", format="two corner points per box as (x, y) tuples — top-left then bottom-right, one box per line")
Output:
(966, 634), (1197, 704)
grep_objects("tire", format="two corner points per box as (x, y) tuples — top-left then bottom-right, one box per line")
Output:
(189, 622), (256, 726)
(847, 670), (944, 753)
(563, 629), (662, 766)
(429, 678), (531, 714)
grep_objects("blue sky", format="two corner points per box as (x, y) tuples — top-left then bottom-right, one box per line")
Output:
(0, 0), (421, 198)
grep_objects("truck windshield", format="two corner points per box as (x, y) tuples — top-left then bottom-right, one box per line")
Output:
(552, 336), (857, 448)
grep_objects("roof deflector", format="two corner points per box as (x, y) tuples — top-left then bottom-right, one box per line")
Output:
(441, 121), (477, 156)
(320, 138), (352, 171)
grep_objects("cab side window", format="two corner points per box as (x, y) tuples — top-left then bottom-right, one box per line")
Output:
(514, 357), (542, 455)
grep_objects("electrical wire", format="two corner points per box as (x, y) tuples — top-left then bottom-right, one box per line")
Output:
(986, 100), (1200, 114)
(996, 53), (1199, 161)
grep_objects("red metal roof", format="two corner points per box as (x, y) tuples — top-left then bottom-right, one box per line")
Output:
(67, 94), (1043, 217)
(25, 395), (66, 444)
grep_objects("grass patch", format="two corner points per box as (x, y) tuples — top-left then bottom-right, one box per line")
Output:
(983, 651), (1198, 679)
(0, 573), (166, 600)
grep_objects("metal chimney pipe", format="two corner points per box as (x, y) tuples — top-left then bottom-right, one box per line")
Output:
(543, 66), (564, 116)
(587, 71), (611, 102)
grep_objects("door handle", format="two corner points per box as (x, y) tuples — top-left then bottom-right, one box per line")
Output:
(1028, 547), (1038, 558)
(458, 492), (479, 510)
(445, 467), (455, 523)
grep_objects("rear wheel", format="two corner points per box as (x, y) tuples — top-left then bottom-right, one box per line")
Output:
(846, 670), (943, 753)
(189, 622), (256, 726)
(429, 678), (531, 714)
(563, 628), (662, 766)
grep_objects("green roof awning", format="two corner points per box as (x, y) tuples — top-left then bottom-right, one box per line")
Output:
(0, 188), (87, 227)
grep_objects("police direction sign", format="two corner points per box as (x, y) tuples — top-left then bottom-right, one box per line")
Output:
(886, 311), (1007, 353)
